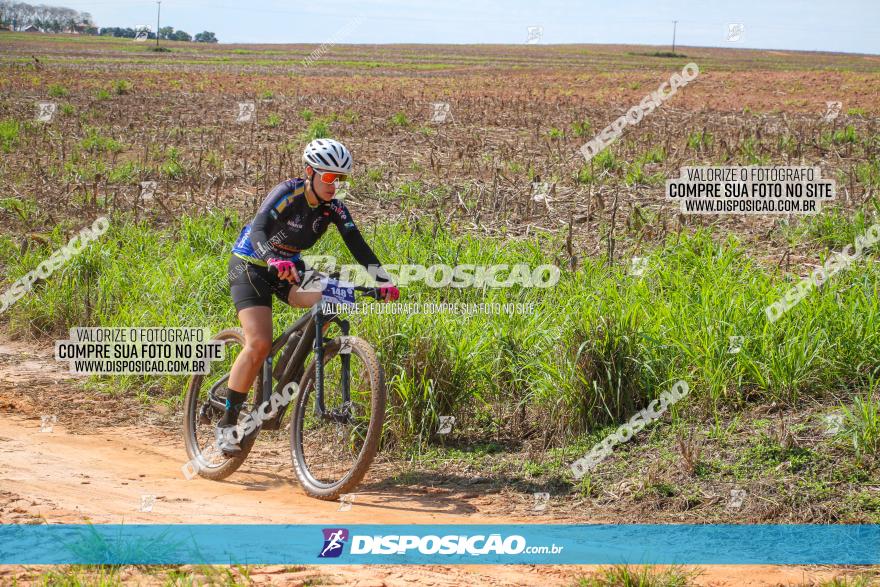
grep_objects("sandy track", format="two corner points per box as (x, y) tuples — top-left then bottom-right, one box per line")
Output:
(0, 336), (867, 586)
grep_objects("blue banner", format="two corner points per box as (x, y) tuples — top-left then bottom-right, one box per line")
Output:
(1, 524), (878, 565)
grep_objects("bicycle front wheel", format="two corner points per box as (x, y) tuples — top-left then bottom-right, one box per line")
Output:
(290, 335), (386, 500)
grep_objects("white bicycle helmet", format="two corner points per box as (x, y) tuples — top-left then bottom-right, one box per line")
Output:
(302, 139), (352, 174)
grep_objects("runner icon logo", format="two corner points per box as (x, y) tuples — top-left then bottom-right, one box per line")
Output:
(319, 528), (349, 558)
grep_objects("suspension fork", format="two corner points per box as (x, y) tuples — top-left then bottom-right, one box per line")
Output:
(312, 306), (351, 418)
(314, 306), (326, 417)
(340, 318), (351, 404)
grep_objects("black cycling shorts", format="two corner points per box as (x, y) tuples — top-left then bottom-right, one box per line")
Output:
(227, 255), (324, 312)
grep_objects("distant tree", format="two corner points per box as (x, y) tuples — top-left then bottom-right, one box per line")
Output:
(105, 27), (136, 38)
(194, 31), (217, 43)
(0, 1), (94, 32)
(100, 25), (160, 39)
(0, 3), (208, 41)
(170, 29), (191, 42)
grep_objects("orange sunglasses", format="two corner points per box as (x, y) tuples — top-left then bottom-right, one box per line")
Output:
(310, 168), (348, 184)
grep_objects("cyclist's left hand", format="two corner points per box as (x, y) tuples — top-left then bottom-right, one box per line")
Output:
(379, 284), (399, 303)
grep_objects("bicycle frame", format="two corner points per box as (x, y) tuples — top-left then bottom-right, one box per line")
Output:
(204, 278), (374, 433)
(189, 277), (383, 491)
(260, 301), (351, 430)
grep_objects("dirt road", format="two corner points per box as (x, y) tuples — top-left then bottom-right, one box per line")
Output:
(0, 337), (866, 586)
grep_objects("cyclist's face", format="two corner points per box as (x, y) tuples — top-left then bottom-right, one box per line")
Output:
(307, 167), (336, 202)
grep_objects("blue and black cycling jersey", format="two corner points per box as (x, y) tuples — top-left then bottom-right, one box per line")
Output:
(232, 178), (390, 283)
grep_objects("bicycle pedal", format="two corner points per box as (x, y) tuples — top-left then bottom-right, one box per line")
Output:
(215, 426), (243, 457)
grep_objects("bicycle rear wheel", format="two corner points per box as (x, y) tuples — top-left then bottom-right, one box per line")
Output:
(182, 328), (260, 480)
(290, 335), (386, 500)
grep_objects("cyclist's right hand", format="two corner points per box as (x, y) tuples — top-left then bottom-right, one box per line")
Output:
(378, 283), (400, 302)
(267, 258), (300, 284)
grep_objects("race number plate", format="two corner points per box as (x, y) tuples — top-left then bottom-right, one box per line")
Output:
(321, 279), (356, 307)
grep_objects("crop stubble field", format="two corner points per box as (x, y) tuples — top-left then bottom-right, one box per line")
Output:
(1, 33), (880, 586)
(1, 34), (880, 261)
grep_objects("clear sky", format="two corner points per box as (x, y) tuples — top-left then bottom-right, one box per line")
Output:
(56, 0), (879, 55)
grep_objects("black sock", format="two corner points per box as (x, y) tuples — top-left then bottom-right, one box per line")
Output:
(220, 389), (249, 427)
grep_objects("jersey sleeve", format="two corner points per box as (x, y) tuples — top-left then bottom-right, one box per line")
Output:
(330, 200), (393, 284)
(249, 180), (293, 261)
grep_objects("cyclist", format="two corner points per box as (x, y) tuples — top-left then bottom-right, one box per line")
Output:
(219, 138), (399, 454)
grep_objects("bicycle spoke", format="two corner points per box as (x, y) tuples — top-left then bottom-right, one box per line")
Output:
(184, 331), (260, 475)
(295, 344), (376, 487)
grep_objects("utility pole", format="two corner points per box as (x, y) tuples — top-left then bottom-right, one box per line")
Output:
(672, 20), (678, 53)
(155, 0), (161, 47)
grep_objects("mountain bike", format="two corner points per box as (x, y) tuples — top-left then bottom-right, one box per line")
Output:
(182, 272), (387, 500)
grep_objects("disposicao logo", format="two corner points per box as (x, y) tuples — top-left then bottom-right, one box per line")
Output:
(317, 530), (562, 558)
(318, 528), (349, 558)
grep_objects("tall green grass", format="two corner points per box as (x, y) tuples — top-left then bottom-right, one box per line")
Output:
(0, 118), (21, 152)
(1, 211), (878, 450)
(842, 381), (880, 459)
(576, 565), (691, 587)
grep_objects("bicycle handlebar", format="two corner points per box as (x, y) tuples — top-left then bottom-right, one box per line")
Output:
(354, 285), (382, 300)
(267, 264), (383, 300)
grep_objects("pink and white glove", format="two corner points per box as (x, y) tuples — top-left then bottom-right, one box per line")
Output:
(379, 284), (400, 302)
(267, 258), (299, 283)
